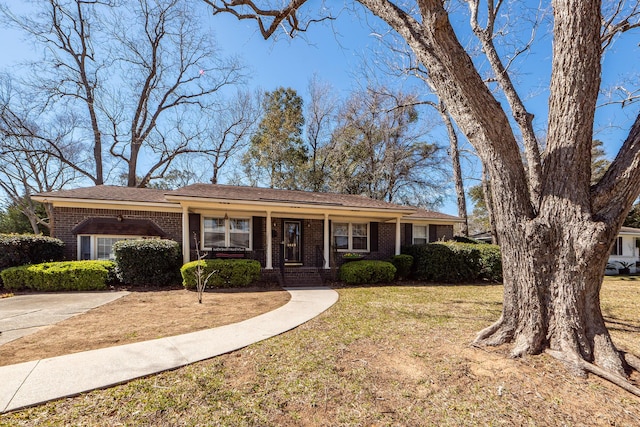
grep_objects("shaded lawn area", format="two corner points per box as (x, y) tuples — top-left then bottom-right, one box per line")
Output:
(2, 281), (640, 426)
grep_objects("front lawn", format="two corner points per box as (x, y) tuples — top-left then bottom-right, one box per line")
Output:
(2, 281), (640, 426)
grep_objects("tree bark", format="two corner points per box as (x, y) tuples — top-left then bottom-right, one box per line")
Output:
(361, 0), (625, 374)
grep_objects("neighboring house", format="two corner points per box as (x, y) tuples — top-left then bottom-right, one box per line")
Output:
(607, 226), (640, 274)
(469, 231), (493, 244)
(33, 184), (463, 281)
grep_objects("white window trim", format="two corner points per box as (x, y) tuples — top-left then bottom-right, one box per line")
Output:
(201, 216), (253, 250)
(333, 222), (370, 253)
(77, 235), (147, 260)
(412, 224), (429, 245)
(611, 236), (624, 256)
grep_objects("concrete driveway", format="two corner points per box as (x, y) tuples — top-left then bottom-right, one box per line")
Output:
(0, 292), (129, 346)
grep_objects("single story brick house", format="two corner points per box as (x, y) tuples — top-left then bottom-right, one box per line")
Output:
(33, 184), (463, 281)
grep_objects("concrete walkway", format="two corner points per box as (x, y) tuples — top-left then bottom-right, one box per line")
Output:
(0, 286), (339, 413)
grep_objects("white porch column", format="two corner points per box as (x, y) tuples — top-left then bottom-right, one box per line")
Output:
(395, 216), (402, 256)
(323, 213), (330, 269)
(182, 205), (190, 265)
(266, 210), (273, 270)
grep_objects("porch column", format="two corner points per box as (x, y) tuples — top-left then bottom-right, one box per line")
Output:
(324, 213), (330, 269)
(395, 216), (402, 255)
(182, 205), (190, 265)
(266, 210), (273, 270)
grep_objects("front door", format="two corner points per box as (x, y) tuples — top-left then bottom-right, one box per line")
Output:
(284, 220), (302, 264)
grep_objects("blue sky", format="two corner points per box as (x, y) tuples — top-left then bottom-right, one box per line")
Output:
(1, 2), (639, 216)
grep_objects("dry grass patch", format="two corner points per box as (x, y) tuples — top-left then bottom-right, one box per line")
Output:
(2, 281), (640, 426)
(0, 287), (290, 366)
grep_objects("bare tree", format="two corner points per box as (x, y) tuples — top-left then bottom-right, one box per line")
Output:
(362, 30), (472, 232)
(0, 75), (79, 233)
(203, 0), (640, 388)
(327, 86), (446, 206)
(1, 0), (245, 188)
(439, 102), (469, 236)
(304, 75), (339, 192)
(201, 90), (261, 184)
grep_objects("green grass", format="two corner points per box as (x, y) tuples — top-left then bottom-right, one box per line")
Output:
(2, 281), (640, 426)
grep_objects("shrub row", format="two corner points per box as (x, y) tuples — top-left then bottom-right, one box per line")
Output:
(403, 242), (502, 283)
(0, 261), (115, 291)
(390, 254), (414, 280)
(181, 259), (262, 289)
(338, 260), (397, 285)
(113, 239), (182, 287)
(0, 234), (64, 270)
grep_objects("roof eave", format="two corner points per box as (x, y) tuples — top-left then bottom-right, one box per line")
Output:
(401, 217), (465, 224)
(32, 195), (181, 211)
(165, 194), (415, 215)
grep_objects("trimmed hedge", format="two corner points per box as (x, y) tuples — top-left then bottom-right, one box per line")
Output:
(338, 260), (397, 285)
(113, 239), (182, 286)
(476, 244), (502, 282)
(404, 242), (502, 283)
(0, 261), (115, 291)
(452, 235), (483, 244)
(0, 234), (64, 270)
(181, 259), (261, 289)
(390, 254), (414, 280)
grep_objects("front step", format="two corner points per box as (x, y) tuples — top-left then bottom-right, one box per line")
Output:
(281, 267), (324, 286)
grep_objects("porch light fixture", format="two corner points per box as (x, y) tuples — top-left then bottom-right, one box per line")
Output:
(116, 215), (123, 222)
(224, 212), (229, 220)
(273, 220), (277, 228)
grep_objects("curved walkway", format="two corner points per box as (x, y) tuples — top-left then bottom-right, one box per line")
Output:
(0, 286), (339, 413)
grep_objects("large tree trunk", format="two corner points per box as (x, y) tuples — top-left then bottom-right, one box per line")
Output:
(361, 0), (626, 375)
(476, 212), (624, 375)
(472, 0), (623, 375)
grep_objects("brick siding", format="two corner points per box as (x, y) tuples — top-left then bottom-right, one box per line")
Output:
(52, 207), (182, 260)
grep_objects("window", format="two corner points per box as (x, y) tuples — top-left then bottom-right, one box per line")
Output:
(203, 218), (226, 248)
(413, 225), (428, 245)
(611, 236), (623, 256)
(202, 216), (252, 249)
(78, 235), (138, 260)
(230, 218), (250, 247)
(333, 222), (369, 252)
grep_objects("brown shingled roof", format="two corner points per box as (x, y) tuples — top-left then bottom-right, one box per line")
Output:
(34, 185), (170, 204)
(167, 183), (415, 212)
(404, 208), (465, 222)
(35, 184), (461, 221)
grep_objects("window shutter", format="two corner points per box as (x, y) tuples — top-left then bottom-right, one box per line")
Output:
(429, 224), (438, 242)
(370, 222), (379, 252)
(188, 213), (201, 250)
(404, 223), (413, 246)
(253, 216), (264, 250)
